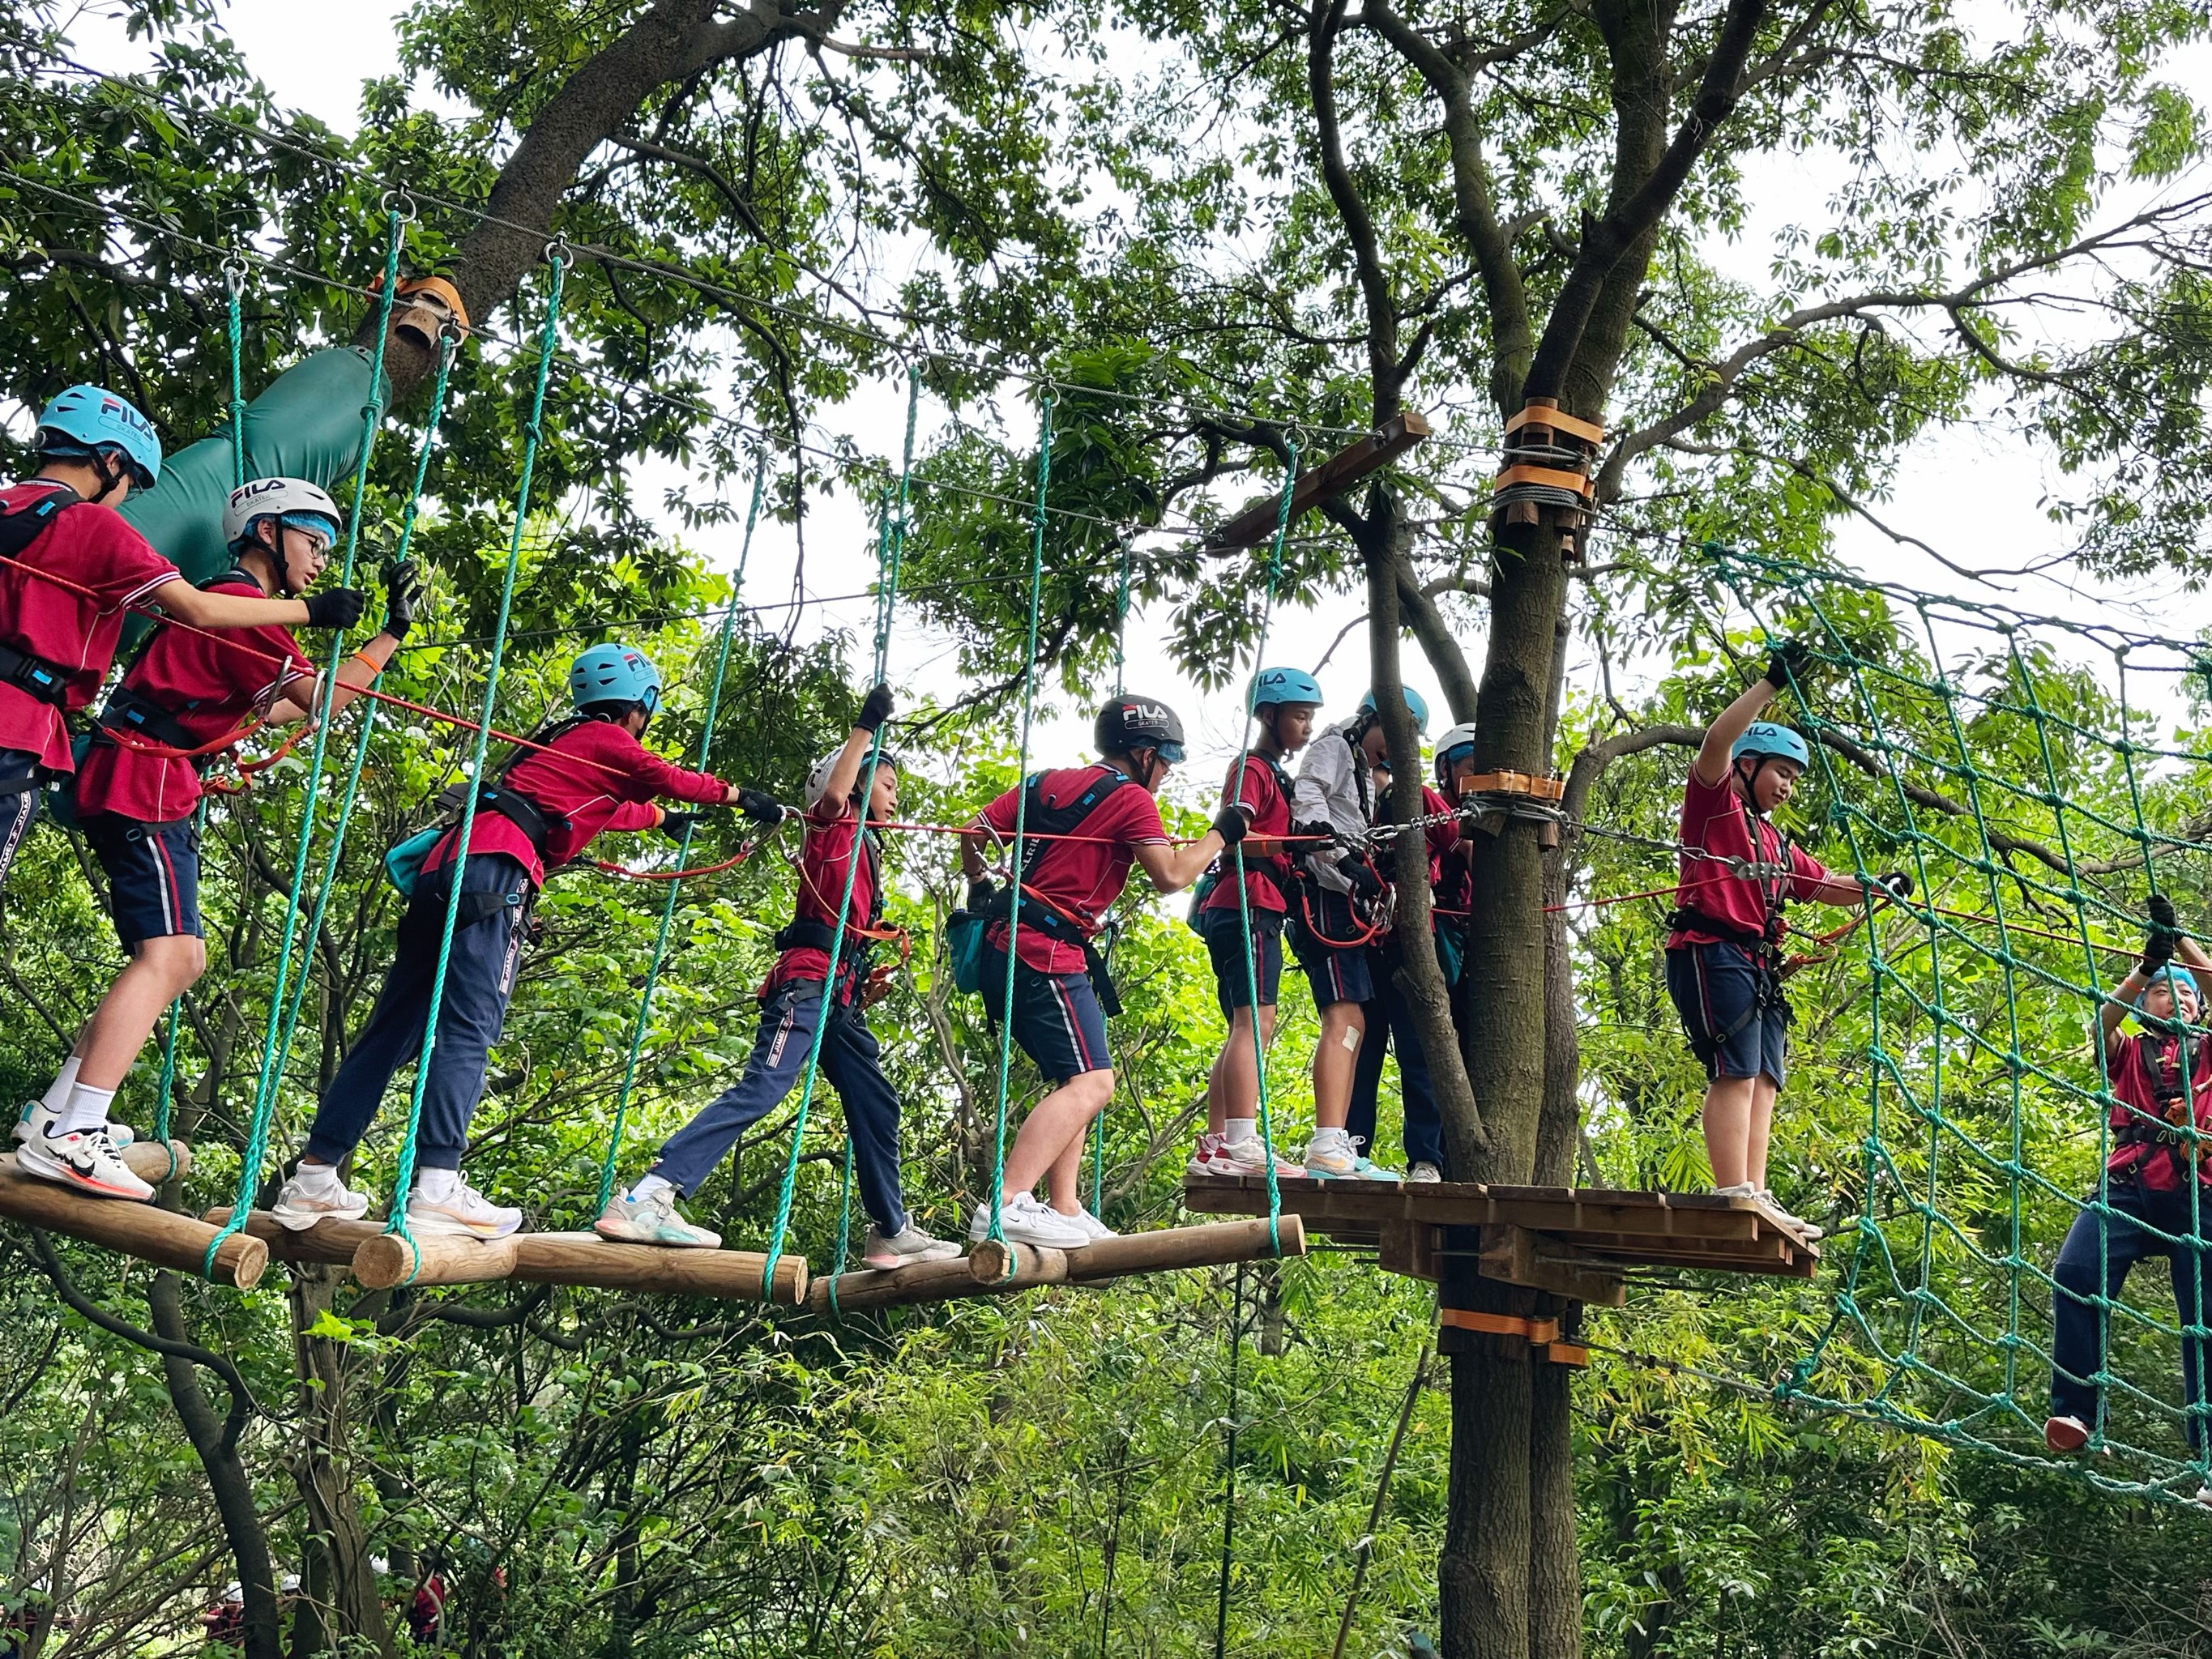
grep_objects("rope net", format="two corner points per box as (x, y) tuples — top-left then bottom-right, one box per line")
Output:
(1697, 545), (2212, 1503)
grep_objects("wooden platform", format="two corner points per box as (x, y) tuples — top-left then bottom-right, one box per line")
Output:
(1181, 1174), (1818, 1292)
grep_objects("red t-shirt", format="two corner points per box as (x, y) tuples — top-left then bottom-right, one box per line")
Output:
(765, 796), (878, 1001)
(74, 577), (314, 823)
(1664, 770), (1830, 949)
(980, 764), (1169, 975)
(0, 481), (183, 770)
(1201, 753), (1296, 915)
(2106, 1031), (2212, 1191)
(424, 719), (733, 889)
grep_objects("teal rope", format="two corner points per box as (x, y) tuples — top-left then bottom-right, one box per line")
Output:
(266, 326), (459, 1100)
(983, 394), (1055, 1275)
(1090, 541), (1138, 1219)
(382, 252), (567, 1252)
(1227, 443), (1300, 1253)
(203, 210), (405, 1274)
(590, 455), (769, 1216)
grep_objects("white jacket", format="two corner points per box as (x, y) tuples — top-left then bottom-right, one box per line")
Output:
(1292, 721), (1372, 896)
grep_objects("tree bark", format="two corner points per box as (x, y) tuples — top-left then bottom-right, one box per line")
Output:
(1441, 1346), (1533, 1659)
(289, 1270), (397, 1659)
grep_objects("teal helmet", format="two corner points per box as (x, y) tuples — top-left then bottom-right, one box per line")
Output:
(2138, 965), (2200, 1017)
(1732, 722), (1810, 769)
(1359, 685), (1429, 736)
(569, 644), (662, 715)
(35, 384), (161, 492)
(1249, 666), (1323, 710)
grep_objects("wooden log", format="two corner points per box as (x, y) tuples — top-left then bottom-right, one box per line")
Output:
(0, 1155), (266, 1288)
(968, 1214), (1308, 1286)
(201, 1208), (382, 1272)
(122, 1139), (193, 1184)
(1476, 1223), (1627, 1307)
(1206, 412), (1432, 549)
(807, 1252), (1056, 1316)
(350, 1228), (809, 1305)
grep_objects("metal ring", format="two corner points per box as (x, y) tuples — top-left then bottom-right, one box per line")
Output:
(379, 189), (419, 224)
(543, 237), (572, 267)
(220, 254), (248, 296)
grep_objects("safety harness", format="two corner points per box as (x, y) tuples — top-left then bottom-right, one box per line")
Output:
(1668, 784), (1795, 1048)
(386, 719), (581, 935)
(0, 484), (85, 714)
(774, 813), (903, 996)
(976, 765), (1134, 1016)
(2112, 1033), (2212, 1185)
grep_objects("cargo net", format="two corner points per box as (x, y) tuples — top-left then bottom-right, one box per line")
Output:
(1702, 546), (2211, 1503)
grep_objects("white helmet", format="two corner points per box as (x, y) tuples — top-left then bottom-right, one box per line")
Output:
(224, 477), (342, 553)
(280, 1574), (301, 1594)
(222, 1581), (243, 1603)
(1432, 721), (1480, 787)
(804, 746), (898, 809)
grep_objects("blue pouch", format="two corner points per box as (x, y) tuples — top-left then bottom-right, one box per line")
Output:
(383, 824), (444, 899)
(946, 907), (991, 996)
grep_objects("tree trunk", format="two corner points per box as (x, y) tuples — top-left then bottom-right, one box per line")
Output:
(290, 1269), (397, 1659)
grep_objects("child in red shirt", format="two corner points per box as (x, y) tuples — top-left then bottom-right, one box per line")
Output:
(2048, 898), (2212, 1488)
(1188, 667), (1322, 1180)
(596, 684), (961, 1269)
(1661, 642), (1896, 1235)
(12, 475), (376, 1201)
(959, 695), (1235, 1248)
(271, 644), (778, 1239)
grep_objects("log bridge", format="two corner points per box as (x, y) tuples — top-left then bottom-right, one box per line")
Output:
(0, 1141), (271, 1289)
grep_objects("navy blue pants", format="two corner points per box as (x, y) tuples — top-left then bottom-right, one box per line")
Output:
(305, 855), (531, 1173)
(2050, 1179), (2212, 1452)
(0, 748), (41, 893)
(651, 977), (907, 1234)
(1345, 945), (1445, 1171)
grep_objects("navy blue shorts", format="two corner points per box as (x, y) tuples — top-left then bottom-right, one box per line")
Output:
(1199, 906), (1283, 1015)
(85, 812), (202, 949)
(979, 945), (1112, 1085)
(1287, 889), (1375, 1008)
(1665, 941), (1786, 1086)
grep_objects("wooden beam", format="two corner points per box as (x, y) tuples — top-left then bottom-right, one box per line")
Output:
(203, 1209), (381, 1272)
(1375, 1220), (1441, 1282)
(1476, 1224), (1627, 1307)
(123, 1139), (193, 1184)
(0, 1155), (266, 1288)
(1205, 412), (1433, 550)
(350, 1230), (809, 1305)
(967, 1215), (1306, 1287)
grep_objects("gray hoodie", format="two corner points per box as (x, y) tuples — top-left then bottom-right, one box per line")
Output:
(1292, 719), (1372, 896)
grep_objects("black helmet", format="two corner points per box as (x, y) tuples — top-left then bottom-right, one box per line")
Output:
(1094, 694), (1186, 762)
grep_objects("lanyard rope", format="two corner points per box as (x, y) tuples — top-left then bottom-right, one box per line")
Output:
(1088, 539), (1140, 1218)
(202, 208), (405, 1274)
(381, 251), (566, 1260)
(590, 454), (768, 1218)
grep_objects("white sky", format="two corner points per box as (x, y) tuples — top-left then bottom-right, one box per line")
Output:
(61, 2), (2212, 809)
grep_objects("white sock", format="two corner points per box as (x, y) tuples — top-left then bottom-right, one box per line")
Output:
(1226, 1118), (1257, 1146)
(293, 1161), (342, 1193)
(54, 1082), (117, 1137)
(630, 1174), (673, 1203)
(41, 1056), (82, 1115)
(415, 1167), (459, 1203)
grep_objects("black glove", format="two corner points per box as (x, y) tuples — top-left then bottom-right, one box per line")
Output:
(1289, 819), (1334, 845)
(1339, 855), (1384, 899)
(2144, 893), (2181, 975)
(855, 682), (895, 734)
(302, 587), (369, 630)
(1877, 871), (1912, 901)
(1761, 640), (1813, 689)
(733, 787), (785, 827)
(659, 809), (707, 842)
(1211, 804), (1250, 846)
(966, 877), (997, 911)
(381, 560), (422, 642)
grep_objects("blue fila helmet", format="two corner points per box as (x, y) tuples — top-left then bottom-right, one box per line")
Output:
(1248, 666), (1323, 711)
(1359, 684), (1429, 736)
(35, 384), (161, 490)
(2138, 964), (2201, 1017)
(1732, 722), (1810, 770)
(569, 643), (662, 715)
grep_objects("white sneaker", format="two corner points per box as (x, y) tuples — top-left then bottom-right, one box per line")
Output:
(1343, 1137), (1402, 1183)
(1407, 1161), (1442, 1183)
(271, 1171), (371, 1230)
(1070, 1208), (1117, 1243)
(1757, 1188), (1826, 1241)
(1186, 1131), (1229, 1175)
(407, 1176), (523, 1239)
(2196, 1485), (2212, 1510)
(16, 1124), (152, 1201)
(14, 1101), (133, 1149)
(1219, 1136), (1305, 1178)
(861, 1222), (962, 1269)
(967, 1193), (1090, 1250)
(1302, 1132), (1359, 1179)
(1710, 1180), (1760, 1199)
(595, 1188), (720, 1249)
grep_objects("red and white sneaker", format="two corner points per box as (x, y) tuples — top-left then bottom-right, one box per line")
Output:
(2044, 1414), (2090, 1455)
(16, 1124), (153, 1201)
(1186, 1132), (1231, 1175)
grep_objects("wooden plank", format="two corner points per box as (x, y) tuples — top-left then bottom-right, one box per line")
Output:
(351, 1230), (809, 1305)
(0, 1155), (265, 1288)
(1206, 412), (1433, 549)
(1477, 1224), (1628, 1307)
(1376, 1221), (1441, 1282)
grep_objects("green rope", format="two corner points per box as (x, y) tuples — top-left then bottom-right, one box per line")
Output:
(1689, 543), (2212, 1502)
(756, 369), (917, 1299)
(382, 251), (567, 1252)
(590, 454), (769, 1218)
(982, 393), (1055, 1274)
(1091, 539), (1138, 1219)
(203, 209), (405, 1274)
(1226, 442), (1300, 1253)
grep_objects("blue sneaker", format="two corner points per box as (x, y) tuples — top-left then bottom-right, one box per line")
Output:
(595, 1187), (720, 1249)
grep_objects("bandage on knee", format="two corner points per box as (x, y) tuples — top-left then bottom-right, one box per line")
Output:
(1341, 1026), (1361, 1052)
